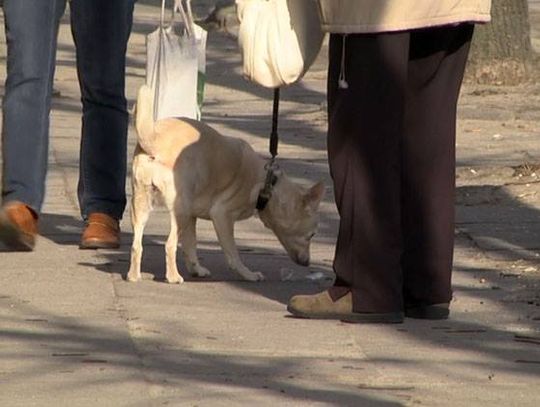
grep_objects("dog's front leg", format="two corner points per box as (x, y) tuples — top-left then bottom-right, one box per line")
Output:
(211, 212), (264, 282)
(180, 215), (211, 278)
(165, 212), (184, 284)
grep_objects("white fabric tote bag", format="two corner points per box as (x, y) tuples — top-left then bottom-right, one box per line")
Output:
(236, 0), (324, 88)
(146, 0), (207, 121)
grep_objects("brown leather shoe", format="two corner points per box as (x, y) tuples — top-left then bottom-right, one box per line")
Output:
(80, 213), (120, 249)
(0, 201), (38, 251)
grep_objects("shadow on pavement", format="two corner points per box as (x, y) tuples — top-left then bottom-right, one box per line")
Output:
(0, 299), (403, 406)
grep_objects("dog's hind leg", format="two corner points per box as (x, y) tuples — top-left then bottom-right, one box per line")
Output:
(211, 211), (264, 282)
(180, 215), (211, 278)
(164, 211), (184, 284)
(127, 181), (153, 282)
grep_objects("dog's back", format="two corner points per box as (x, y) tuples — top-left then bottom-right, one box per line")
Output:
(134, 85), (263, 219)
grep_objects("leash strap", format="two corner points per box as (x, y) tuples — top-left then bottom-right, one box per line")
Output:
(269, 87), (280, 158)
(256, 88), (281, 211)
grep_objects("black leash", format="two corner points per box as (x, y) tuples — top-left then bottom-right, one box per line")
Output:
(256, 88), (281, 211)
(269, 87), (280, 158)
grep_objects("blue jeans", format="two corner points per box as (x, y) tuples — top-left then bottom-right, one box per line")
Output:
(1, 0), (135, 220)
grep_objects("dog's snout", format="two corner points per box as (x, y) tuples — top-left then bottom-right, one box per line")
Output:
(295, 253), (310, 267)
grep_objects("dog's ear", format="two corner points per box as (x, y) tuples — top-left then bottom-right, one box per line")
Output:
(303, 181), (325, 212)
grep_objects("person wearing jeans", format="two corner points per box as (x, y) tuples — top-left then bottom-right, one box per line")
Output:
(288, 1), (492, 322)
(0, 0), (135, 250)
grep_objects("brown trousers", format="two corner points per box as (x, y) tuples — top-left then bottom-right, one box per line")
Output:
(327, 24), (474, 313)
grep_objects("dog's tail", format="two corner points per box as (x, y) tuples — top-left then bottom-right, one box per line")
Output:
(135, 85), (158, 155)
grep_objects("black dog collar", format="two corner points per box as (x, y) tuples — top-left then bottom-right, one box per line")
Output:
(256, 170), (278, 211)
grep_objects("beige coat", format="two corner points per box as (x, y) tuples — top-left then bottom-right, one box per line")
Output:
(317, 0), (491, 33)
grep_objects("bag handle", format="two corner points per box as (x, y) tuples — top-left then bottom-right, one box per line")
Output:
(160, 0), (196, 38)
(183, 0), (196, 37)
(159, 0), (167, 28)
(174, 0), (196, 38)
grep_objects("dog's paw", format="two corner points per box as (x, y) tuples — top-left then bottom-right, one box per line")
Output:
(165, 273), (185, 284)
(232, 265), (265, 282)
(244, 271), (265, 282)
(126, 271), (142, 282)
(191, 265), (212, 278)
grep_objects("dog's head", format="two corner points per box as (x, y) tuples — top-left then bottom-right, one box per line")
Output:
(258, 176), (325, 266)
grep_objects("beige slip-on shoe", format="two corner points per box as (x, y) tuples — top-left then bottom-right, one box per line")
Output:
(287, 290), (404, 323)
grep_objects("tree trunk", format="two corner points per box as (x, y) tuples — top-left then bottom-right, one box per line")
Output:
(466, 0), (536, 84)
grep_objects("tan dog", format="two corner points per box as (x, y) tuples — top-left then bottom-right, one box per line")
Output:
(127, 85), (324, 283)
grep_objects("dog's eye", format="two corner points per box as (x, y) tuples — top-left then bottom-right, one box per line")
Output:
(306, 233), (315, 241)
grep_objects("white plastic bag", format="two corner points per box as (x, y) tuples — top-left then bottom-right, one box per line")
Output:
(146, 0), (207, 121)
(236, 0), (324, 88)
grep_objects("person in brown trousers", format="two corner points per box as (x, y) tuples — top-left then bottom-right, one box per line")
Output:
(288, 0), (492, 322)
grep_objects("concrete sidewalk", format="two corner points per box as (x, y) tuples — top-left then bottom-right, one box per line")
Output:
(1, 2), (539, 406)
